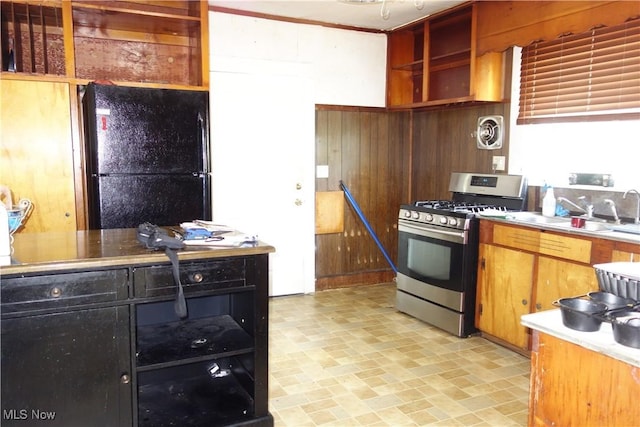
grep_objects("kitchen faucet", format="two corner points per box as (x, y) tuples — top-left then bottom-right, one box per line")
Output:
(604, 199), (621, 224)
(557, 196), (594, 218)
(623, 189), (640, 224)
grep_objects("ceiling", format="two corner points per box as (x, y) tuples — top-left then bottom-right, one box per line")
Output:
(208, 0), (468, 31)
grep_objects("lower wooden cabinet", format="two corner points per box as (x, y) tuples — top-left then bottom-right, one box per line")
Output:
(477, 243), (534, 349)
(529, 332), (640, 426)
(475, 220), (633, 351)
(611, 242), (640, 262)
(534, 256), (599, 312)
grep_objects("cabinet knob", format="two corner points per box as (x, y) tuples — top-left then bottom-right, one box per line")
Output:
(121, 374), (130, 384)
(536, 303), (542, 310)
(521, 299), (528, 306)
(50, 287), (62, 298)
(190, 273), (204, 283)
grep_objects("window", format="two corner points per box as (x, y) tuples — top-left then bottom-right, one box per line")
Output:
(518, 18), (640, 124)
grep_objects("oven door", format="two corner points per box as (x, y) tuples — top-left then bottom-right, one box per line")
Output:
(397, 220), (466, 292)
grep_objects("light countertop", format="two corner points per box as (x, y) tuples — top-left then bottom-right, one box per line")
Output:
(481, 213), (640, 245)
(522, 309), (640, 368)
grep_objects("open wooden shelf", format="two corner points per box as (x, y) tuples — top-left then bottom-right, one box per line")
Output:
(387, 3), (504, 108)
(1, 0), (207, 88)
(1, 1), (66, 75)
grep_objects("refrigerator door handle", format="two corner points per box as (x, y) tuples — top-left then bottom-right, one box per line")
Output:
(198, 111), (208, 173)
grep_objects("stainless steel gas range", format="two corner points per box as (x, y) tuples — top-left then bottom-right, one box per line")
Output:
(396, 172), (527, 337)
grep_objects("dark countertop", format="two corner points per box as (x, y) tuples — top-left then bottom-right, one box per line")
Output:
(1, 228), (275, 275)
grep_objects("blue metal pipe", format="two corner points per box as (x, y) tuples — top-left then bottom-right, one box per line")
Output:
(339, 180), (398, 274)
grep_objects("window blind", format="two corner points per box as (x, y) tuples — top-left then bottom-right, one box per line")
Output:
(518, 18), (640, 124)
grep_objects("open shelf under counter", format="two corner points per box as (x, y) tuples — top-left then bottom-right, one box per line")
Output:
(137, 356), (258, 427)
(136, 315), (255, 369)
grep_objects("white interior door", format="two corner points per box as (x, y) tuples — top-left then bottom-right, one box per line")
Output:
(210, 67), (315, 296)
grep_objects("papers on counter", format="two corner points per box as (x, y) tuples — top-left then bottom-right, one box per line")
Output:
(179, 221), (258, 247)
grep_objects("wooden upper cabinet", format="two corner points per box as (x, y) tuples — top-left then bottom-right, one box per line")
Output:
(387, 22), (427, 106)
(1, 0), (208, 88)
(387, 3), (504, 108)
(0, 1), (67, 76)
(0, 79), (77, 233)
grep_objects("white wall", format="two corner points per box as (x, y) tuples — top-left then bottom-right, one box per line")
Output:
(508, 47), (640, 191)
(208, 12), (387, 295)
(210, 12), (387, 107)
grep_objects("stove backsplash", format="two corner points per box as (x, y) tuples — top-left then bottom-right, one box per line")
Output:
(534, 186), (639, 223)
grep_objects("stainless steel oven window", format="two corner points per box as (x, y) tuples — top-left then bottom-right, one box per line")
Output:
(397, 225), (465, 292)
(408, 238), (451, 280)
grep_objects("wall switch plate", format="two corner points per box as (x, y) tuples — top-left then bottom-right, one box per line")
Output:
(316, 165), (329, 178)
(492, 156), (506, 171)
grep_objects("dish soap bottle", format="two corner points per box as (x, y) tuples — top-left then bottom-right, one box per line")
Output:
(542, 185), (556, 217)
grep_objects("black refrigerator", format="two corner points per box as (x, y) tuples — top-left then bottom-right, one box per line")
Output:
(82, 83), (211, 229)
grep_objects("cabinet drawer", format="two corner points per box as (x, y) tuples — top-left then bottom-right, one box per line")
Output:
(134, 258), (247, 297)
(1, 269), (129, 314)
(493, 224), (540, 252)
(538, 233), (592, 263)
(493, 224), (592, 263)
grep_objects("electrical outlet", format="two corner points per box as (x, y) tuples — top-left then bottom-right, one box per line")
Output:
(492, 156), (506, 171)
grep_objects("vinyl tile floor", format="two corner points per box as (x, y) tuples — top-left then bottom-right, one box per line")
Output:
(268, 283), (531, 427)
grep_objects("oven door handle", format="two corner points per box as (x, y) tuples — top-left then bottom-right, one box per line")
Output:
(399, 222), (466, 244)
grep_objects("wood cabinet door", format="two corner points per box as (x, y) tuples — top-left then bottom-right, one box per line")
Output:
(534, 256), (600, 312)
(611, 249), (640, 262)
(477, 243), (535, 349)
(0, 79), (77, 232)
(1, 306), (132, 426)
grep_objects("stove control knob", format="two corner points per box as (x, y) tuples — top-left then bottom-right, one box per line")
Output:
(439, 216), (448, 225)
(449, 218), (458, 226)
(425, 213), (433, 222)
(403, 210), (411, 218)
(412, 211), (420, 219)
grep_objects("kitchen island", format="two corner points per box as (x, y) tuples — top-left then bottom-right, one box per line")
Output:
(1, 229), (274, 427)
(522, 310), (640, 427)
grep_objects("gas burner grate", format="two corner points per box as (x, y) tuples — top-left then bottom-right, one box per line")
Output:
(414, 200), (453, 209)
(414, 200), (510, 213)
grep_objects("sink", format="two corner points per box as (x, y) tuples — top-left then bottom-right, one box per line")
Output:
(579, 222), (613, 232)
(612, 223), (640, 235)
(507, 212), (571, 226)
(507, 212), (571, 225)
(507, 212), (613, 232)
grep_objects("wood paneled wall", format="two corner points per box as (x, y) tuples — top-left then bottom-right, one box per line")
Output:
(314, 102), (511, 290)
(315, 108), (411, 289)
(411, 102), (510, 201)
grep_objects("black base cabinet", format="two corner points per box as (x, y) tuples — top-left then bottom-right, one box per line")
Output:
(1, 253), (272, 427)
(1, 307), (132, 427)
